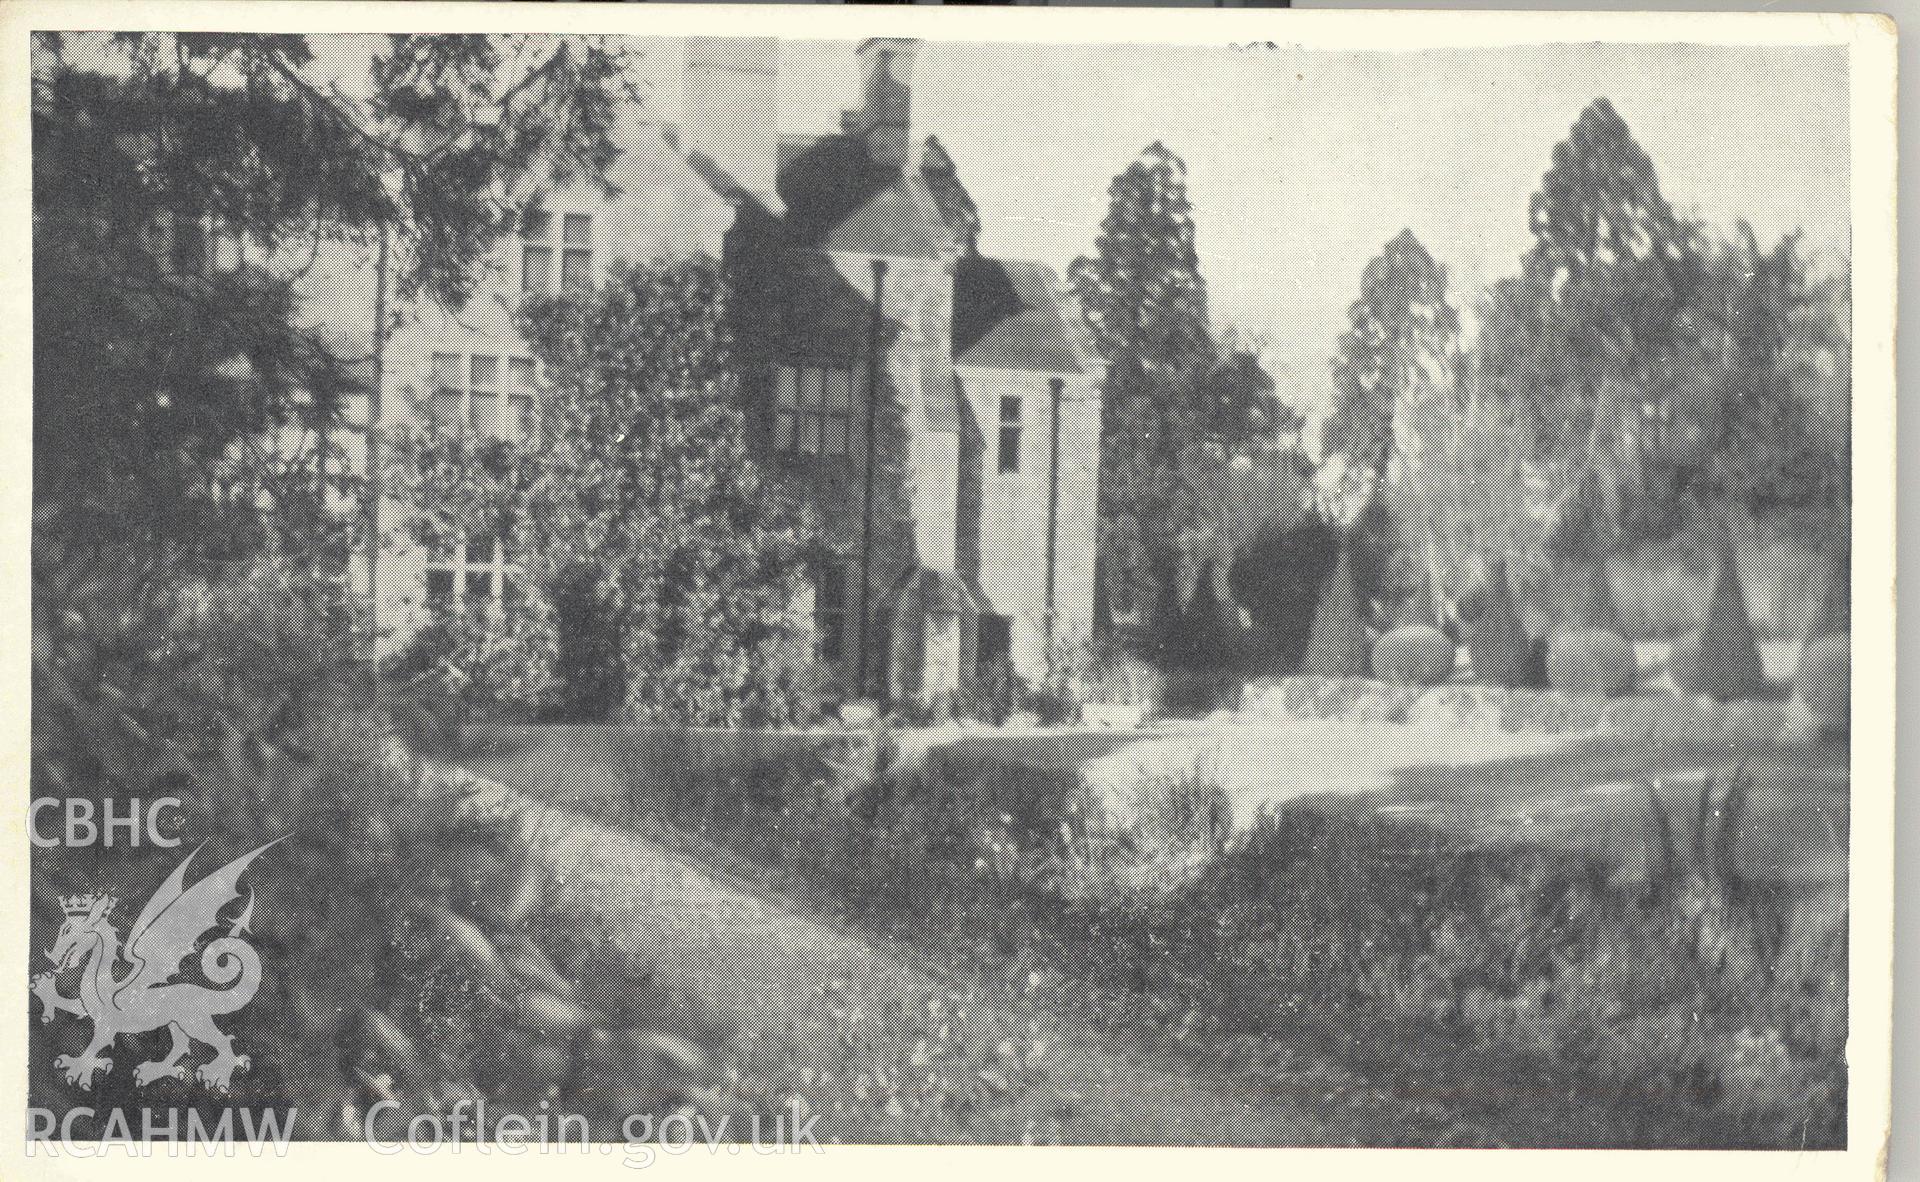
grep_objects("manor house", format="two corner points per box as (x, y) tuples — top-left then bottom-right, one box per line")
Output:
(287, 37), (1101, 704)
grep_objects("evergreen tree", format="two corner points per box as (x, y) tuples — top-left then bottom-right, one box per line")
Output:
(1476, 98), (1708, 559)
(1300, 546), (1370, 678)
(1669, 545), (1765, 701)
(33, 32), (632, 558)
(1691, 226), (1851, 550)
(1070, 144), (1264, 633)
(1323, 230), (1460, 523)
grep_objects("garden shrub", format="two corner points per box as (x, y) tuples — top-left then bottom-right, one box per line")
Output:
(1559, 560), (1625, 634)
(1461, 559), (1542, 688)
(1544, 629), (1638, 696)
(1794, 633), (1849, 734)
(1667, 548), (1766, 700)
(385, 595), (559, 721)
(31, 539), (721, 1137)
(1241, 676), (1422, 725)
(1048, 632), (1160, 715)
(1804, 557), (1850, 641)
(1227, 508), (1340, 674)
(1371, 625), (1456, 686)
(1300, 547), (1370, 678)
(1178, 779), (1845, 1148)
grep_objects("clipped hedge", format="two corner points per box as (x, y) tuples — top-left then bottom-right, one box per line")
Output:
(1561, 561), (1625, 634)
(1545, 629), (1638, 697)
(1300, 547), (1370, 678)
(1462, 559), (1542, 688)
(1794, 633), (1849, 734)
(1371, 625), (1456, 686)
(1668, 549), (1766, 701)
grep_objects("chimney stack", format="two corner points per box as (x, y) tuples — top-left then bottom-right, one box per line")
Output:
(850, 38), (919, 171)
(683, 38), (780, 209)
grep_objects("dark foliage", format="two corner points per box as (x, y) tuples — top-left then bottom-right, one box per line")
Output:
(1227, 511), (1340, 673)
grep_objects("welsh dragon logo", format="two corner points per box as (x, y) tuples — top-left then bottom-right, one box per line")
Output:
(32, 839), (284, 1093)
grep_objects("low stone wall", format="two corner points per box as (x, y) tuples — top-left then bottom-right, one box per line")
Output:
(1243, 676), (1808, 744)
(461, 724), (879, 811)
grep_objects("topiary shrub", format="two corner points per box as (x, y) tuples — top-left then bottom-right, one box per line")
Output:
(1462, 558), (1541, 688)
(1561, 560), (1625, 634)
(1804, 557), (1850, 642)
(1794, 633), (1849, 734)
(1371, 625), (1456, 686)
(1545, 629), (1638, 696)
(1668, 548), (1766, 701)
(1228, 511), (1340, 675)
(1300, 546), (1370, 678)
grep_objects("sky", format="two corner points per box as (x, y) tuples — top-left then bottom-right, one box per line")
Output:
(757, 39), (1850, 423)
(51, 32), (1846, 427)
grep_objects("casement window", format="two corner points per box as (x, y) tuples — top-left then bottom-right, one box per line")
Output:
(997, 395), (1024, 474)
(146, 213), (242, 277)
(775, 364), (855, 456)
(521, 208), (593, 295)
(813, 563), (849, 664)
(429, 352), (538, 439)
(424, 530), (522, 611)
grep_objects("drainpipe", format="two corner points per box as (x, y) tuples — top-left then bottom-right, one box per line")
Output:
(854, 258), (887, 700)
(1044, 376), (1064, 666)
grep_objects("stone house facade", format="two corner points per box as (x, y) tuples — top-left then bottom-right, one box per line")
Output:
(299, 37), (1101, 704)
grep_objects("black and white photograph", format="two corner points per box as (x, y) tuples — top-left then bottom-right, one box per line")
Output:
(12, 4), (1894, 1167)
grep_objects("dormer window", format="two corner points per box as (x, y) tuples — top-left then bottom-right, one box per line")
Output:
(521, 208), (592, 295)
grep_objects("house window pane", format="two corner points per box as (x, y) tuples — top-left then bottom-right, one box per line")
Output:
(998, 396), (1023, 474)
(777, 366), (799, 408)
(562, 214), (592, 247)
(775, 412), (796, 450)
(522, 246), (552, 293)
(799, 410), (822, 453)
(432, 352), (464, 389)
(801, 367), (824, 409)
(508, 394), (535, 439)
(507, 358), (538, 439)
(521, 208), (553, 241)
(429, 389), (464, 428)
(509, 357), (537, 392)
(823, 416), (848, 456)
(561, 249), (591, 293)
(425, 569), (453, 606)
(466, 571), (494, 601)
(825, 368), (851, 412)
(469, 354), (499, 390)
(465, 531), (495, 565)
(469, 389), (498, 434)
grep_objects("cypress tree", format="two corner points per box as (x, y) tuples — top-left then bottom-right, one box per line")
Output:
(1464, 558), (1537, 687)
(1669, 545), (1766, 700)
(1300, 546), (1370, 678)
(1561, 559), (1624, 635)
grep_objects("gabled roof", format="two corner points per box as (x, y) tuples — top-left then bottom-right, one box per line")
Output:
(777, 134), (955, 257)
(953, 256), (1094, 375)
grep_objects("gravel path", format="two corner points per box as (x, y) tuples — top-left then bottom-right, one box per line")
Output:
(458, 744), (1489, 1147)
